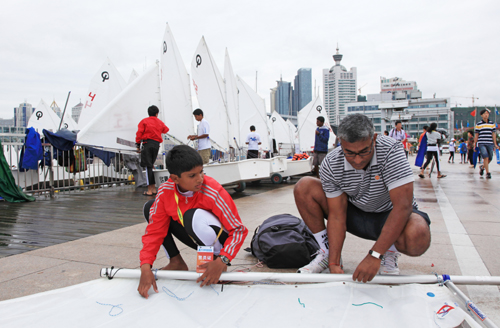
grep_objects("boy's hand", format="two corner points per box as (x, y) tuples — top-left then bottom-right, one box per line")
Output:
(138, 264), (158, 299)
(196, 257), (228, 287)
(329, 265), (344, 274)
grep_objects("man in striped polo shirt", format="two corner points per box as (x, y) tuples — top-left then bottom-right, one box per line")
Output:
(474, 109), (499, 179)
(294, 114), (431, 283)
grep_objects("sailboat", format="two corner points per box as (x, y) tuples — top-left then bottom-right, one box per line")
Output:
(297, 96), (336, 152)
(28, 99), (65, 133)
(268, 111), (295, 156)
(159, 23), (194, 149)
(77, 58), (127, 131)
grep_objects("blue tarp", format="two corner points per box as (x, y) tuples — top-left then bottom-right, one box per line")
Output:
(19, 127), (43, 171)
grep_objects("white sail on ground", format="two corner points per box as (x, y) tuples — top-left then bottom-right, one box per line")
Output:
(191, 37), (230, 152)
(159, 23), (194, 145)
(224, 49), (240, 148)
(77, 63), (161, 151)
(236, 76), (270, 151)
(78, 57), (127, 130)
(27, 99), (62, 133)
(297, 96), (336, 152)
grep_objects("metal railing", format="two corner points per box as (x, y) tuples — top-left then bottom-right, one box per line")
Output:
(2, 139), (133, 198)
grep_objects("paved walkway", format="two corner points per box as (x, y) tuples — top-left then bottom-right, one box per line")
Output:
(1, 158), (499, 322)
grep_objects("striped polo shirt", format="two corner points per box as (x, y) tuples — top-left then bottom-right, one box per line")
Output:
(319, 136), (416, 213)
(475, 120), (496, 145)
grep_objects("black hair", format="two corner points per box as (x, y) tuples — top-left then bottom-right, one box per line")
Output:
(250, 125), (256, 131)
(317, 116), (325, 123)
(423, 125), (429, 130)
(395, 120), (402, 126)
(166, 145), (203, 177)
(480, 109), (489, 115)
(427, 123), (437, 132)
(384, 130), (389, 135)
(148, 105), (159, 117)
(193, 108), (204, 116)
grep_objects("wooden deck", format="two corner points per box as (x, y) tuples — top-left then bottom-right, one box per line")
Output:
(0, 180), (295, 258)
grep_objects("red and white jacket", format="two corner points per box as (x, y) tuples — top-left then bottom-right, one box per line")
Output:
(140, 175), (248, 266)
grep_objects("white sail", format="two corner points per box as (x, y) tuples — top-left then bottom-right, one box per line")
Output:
(159, 23), (194, 145)
(297, 96), (335, 152)
(269, 111), (294, 145)
(236, 75), (270, 151)
(61, 110), (78, 131)
(27, 99), (61, 133)
(127, 69), (139, 84)
(78, 57), (127, 130)
(191, 37), (230, 152)
(224, 49), (240, 148)
(77, 63), (161, 151)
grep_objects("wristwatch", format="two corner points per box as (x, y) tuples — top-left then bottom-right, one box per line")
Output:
(369, 250), (384, 260)
(219, 255), (231, 266)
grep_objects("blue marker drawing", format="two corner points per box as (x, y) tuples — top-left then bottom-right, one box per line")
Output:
(352, 302), (383, 309)
(96, 301), (124, 316)
(298, 298), (305, 308)
(162, 286), (194, 301)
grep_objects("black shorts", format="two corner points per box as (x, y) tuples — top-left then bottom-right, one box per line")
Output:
(344, 202), (431, 241)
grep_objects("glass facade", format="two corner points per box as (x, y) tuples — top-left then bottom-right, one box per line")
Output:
(275, 81), (292, 116)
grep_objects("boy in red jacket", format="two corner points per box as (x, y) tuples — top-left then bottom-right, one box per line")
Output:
(138, 145), (248, 298)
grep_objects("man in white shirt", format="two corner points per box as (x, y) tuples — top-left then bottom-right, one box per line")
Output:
(188, 108), (211, 164)
(389, 121), (407, 144)
(245, 125), (261, 159)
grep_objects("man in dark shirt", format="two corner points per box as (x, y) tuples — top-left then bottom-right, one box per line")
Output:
(136, 105), (169, 196)
(313, 116), (330, 178)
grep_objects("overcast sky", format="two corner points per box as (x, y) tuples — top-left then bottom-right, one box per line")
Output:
(1, 0), (499, 119)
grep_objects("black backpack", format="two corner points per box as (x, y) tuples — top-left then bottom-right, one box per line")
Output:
(249, 214), (320, 269)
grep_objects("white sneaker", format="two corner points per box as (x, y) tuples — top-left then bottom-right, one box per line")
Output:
(297, 250), (329, 273)
(378, 250), (401, 275)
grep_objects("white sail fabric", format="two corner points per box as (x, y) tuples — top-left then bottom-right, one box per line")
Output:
(159, 23), (194, 145)
(127, 69), (139, 84)
(191, 37), (230, 152)
(286, 119), (299, 151)
(0, 278), (475, 328)
(269, 111), (294, 146)
(77, 64), (161, 151)
(224, 49), (240, 148)
(61, 111), (78, 131)
(236, 75), (270, 151)
(297, 96), (335, 152)
(27, 99), (62, 133)
(78, 58), (127, 130)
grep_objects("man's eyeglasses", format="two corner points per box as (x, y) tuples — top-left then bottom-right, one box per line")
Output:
(341, 140), (374, 158)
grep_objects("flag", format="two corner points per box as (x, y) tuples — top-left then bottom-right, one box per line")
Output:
(455, 121), (458, 129)
(496, 107), (499, 115)
(470, 109), (476, 116)
(461, 120), (463, 129)
(467, 121), (469, 127)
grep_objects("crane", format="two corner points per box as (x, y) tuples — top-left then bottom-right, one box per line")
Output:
(451, 95), (479, 107)
(358, 83), (368, 95)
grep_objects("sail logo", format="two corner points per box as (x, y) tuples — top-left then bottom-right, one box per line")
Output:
(163, 41), (167, 54)
(316, 105), (323, 113)
(196, 55), (202, 67)
(101, 71), (109, 82)
(85, 92), (97, 108)
(36, 111), (43, 120)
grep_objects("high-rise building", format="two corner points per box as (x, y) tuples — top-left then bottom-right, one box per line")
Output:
(14, 102), (34, 128)
(72, 102), (84, 123)
(274, 78), (293, 118)
(323, 46), (357, 125)
(380, 77), (422, 100)
(293, 68), (312, 115)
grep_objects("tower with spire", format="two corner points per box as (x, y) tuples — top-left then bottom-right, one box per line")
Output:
(323, 45), (357, 125)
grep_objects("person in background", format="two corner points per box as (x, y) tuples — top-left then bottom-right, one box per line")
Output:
(419, 123), (446, 179)
(136, 105), (169, 196)
(467, 130), (475, 168)
(188, 108), (211, 165)
(245, 125), (261, 159)
(474, 109), (499, 179)
(418, 126), (429, 170)
(459, 139), (467, 164)
(384, 131), (389, 136)
(389, 121), (407, 145)
(448, 138), (456, 163)
(313, 116), (330, 178)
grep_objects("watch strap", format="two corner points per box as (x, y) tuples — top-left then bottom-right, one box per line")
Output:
(369, 250), (384, 260)
(219, 255), (231, 266)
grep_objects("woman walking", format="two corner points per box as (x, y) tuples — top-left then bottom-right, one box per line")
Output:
(467, 130), (475, 168)
(419, 123), (446, 178)
(448, 138), (456, 163)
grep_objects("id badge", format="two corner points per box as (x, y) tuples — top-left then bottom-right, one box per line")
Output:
(196, 246), (214, 273)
